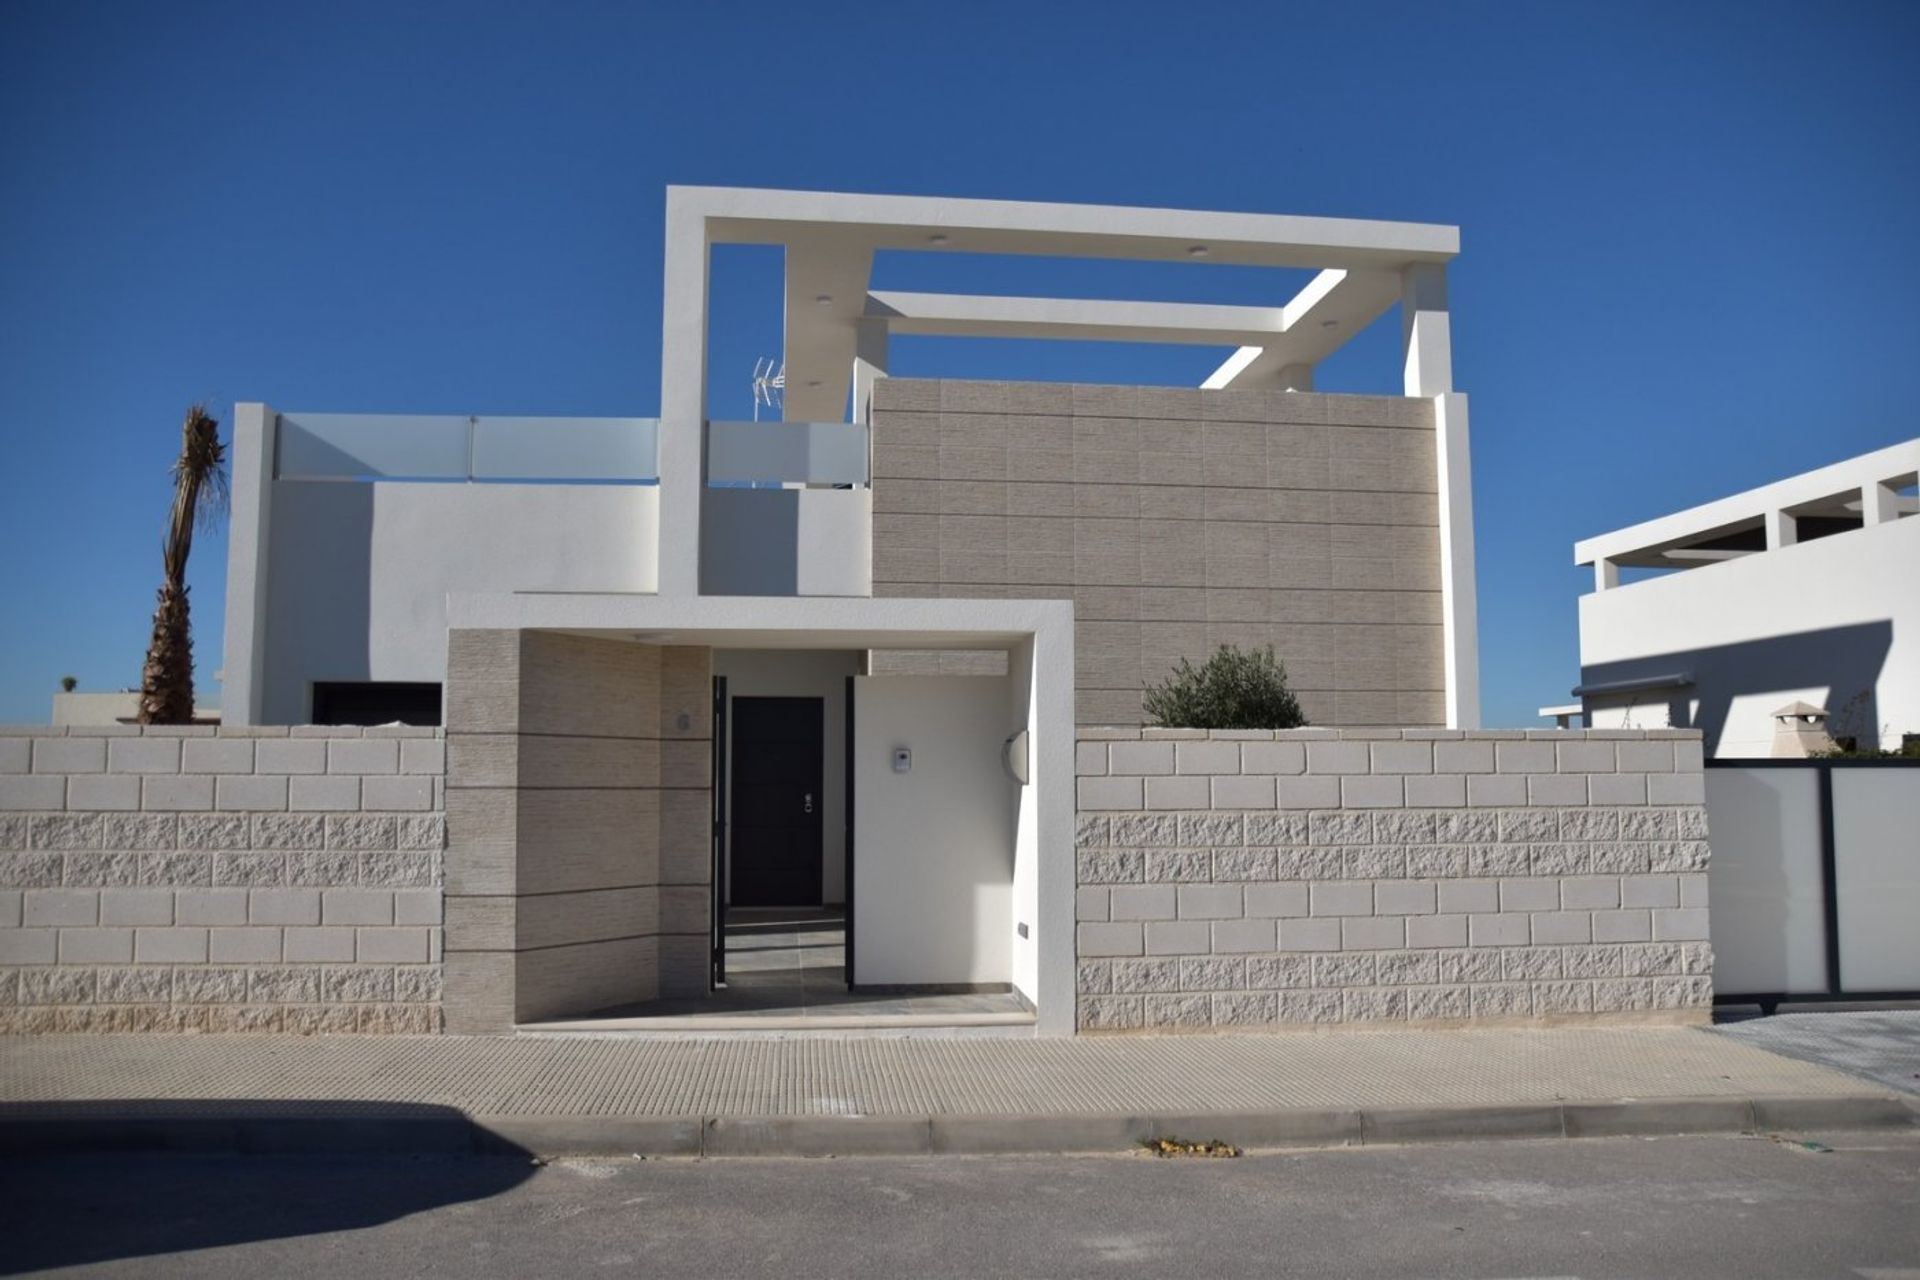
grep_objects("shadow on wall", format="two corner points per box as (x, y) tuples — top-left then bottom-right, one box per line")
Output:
(0, 1100), (533, 1272)
(701, 488), (800, 595)
(264, 481), (375, 722)
(1582, 620), (1893, 755)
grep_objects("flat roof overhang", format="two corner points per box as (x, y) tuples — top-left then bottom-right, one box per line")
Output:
(1574, 438), (1920, 570)
(446, 591), (1068, 650)
(1571, 672), (1695, 698)
(683, 185), (1460, 270)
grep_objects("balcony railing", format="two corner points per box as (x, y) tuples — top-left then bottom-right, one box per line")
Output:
(705, 420), (869, 487)
(275, 414), (660, 483)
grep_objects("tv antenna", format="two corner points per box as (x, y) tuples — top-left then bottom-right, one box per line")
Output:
(752, 358), (785, 421)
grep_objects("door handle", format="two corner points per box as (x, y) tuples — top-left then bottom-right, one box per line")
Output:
(803, 793), (814, 814)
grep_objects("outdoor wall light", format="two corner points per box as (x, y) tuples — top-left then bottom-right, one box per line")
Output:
(814, 293), (833, 306)
(928, 233), (949, 245)
(1001, 728), (1030, 785)
(1187, 245), (1210, 257)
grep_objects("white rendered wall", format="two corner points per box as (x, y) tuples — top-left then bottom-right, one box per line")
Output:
(49, 693), (143, 726)
(712, 649), (860, 904)
(700, 487), (872, 597)
(852, 674), (1016, 986)
(1578, 517), (1920, 756)
(1007, 636), (1040, 1004)
(260, 482), (658, 723)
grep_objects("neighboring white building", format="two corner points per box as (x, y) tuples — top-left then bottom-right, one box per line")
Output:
(1560, 440), (1920, 757)
(49, 691), (217, 726)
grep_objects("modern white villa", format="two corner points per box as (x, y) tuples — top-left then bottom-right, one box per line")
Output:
(206, 186), (1478, 1031)
(1557, 440), (1920, 756)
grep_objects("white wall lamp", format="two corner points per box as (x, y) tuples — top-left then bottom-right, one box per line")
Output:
(1001, 728), (1030, 785)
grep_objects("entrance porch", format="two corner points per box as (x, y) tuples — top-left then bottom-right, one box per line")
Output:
(440, 593), (1075, 1036)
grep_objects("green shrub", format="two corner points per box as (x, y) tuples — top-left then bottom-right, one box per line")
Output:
(1814, 738), (1920, 760)
(1142, 645), (1308, 730)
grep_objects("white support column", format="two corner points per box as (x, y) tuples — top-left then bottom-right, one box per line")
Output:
(220, 403), (277, 726)
(1404, 263), (1472, 726)
(1594, 558), (1620, 592)
(1863, 480), (1900, 525)
(851, 317), (889, 427)
(1275, 363), (1314, 391)
(656, 190), (708, 597)
(1401, 263), (1453, 397)
(1434, 392), (1481, 729)
(1764, 507), (1798, 550)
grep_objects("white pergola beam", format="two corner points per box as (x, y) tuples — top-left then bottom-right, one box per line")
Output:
(1201, 269), (1403, 390)
(692, 186), (1458, 271)
(866, 290), (1288, 347)
(783, 235), (876, 423)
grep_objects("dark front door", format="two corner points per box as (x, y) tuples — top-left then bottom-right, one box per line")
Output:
(729, 696), (824, 907)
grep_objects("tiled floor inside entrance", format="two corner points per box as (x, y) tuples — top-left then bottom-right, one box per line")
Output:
(525, 907), (1034, 1032)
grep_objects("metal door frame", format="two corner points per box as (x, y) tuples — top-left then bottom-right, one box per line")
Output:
(844, 675), (856, 989)
(710, 675), (728, 989)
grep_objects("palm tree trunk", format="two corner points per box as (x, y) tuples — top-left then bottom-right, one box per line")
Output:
(138, 405), (225, 725)
(139, 583), (195, 724)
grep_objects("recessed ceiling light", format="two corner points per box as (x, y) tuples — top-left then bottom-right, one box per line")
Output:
(928, 233), (949, 245)
(815, 293), (833, 306)
(1187, 245), (1210, 258)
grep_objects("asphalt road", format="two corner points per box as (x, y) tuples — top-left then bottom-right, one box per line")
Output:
(5, 1131), (1918, 1278)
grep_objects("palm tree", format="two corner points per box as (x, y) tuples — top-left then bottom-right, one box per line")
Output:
(138, 404), (227, 724)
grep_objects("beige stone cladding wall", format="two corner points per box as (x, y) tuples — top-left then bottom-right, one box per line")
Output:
(444, 631), (712, 1032)
(0, 724), (444, 1034)
(869, 378), (1443, 725)
(1074, 728), (1712, 1033)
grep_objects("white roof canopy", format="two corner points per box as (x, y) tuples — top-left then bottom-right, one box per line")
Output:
(671, 186), (1460, 421)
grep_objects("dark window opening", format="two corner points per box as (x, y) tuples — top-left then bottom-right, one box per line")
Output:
(311, 682), (442, 726)
(1795, 514), (1864, 543)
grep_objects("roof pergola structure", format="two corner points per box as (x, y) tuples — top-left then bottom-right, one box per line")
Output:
(658, 186), (1479, 726)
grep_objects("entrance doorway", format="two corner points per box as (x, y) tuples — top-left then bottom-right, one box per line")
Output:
(728, 696), (825, 906)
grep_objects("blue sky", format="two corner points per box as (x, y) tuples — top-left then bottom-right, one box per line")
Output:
(2, 1), (1916, 726)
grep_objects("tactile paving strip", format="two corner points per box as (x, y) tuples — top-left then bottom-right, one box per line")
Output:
(0, 1027), (1883, 1120)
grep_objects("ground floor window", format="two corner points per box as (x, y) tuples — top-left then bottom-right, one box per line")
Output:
(311, 681), (442, 726)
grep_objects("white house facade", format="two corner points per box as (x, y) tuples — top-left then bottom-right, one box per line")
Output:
(196, 187), (1484, 1033)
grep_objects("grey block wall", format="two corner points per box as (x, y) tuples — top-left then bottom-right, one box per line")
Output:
(443, 630), (712, 1032)
(0, 724), (443, 1033)
(869, 379), (1443, 725)
(1074, 728), (1713, 1032)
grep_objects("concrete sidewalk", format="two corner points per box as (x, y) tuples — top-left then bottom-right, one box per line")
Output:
(3, 1027), (1912, 1158)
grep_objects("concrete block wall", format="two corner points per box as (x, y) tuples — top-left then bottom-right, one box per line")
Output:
(0, 724), (444, 1033)
(1074, 728), (1712, 1032)
(870, 379), (1444, 725)
(443, 630), (712, 1031)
